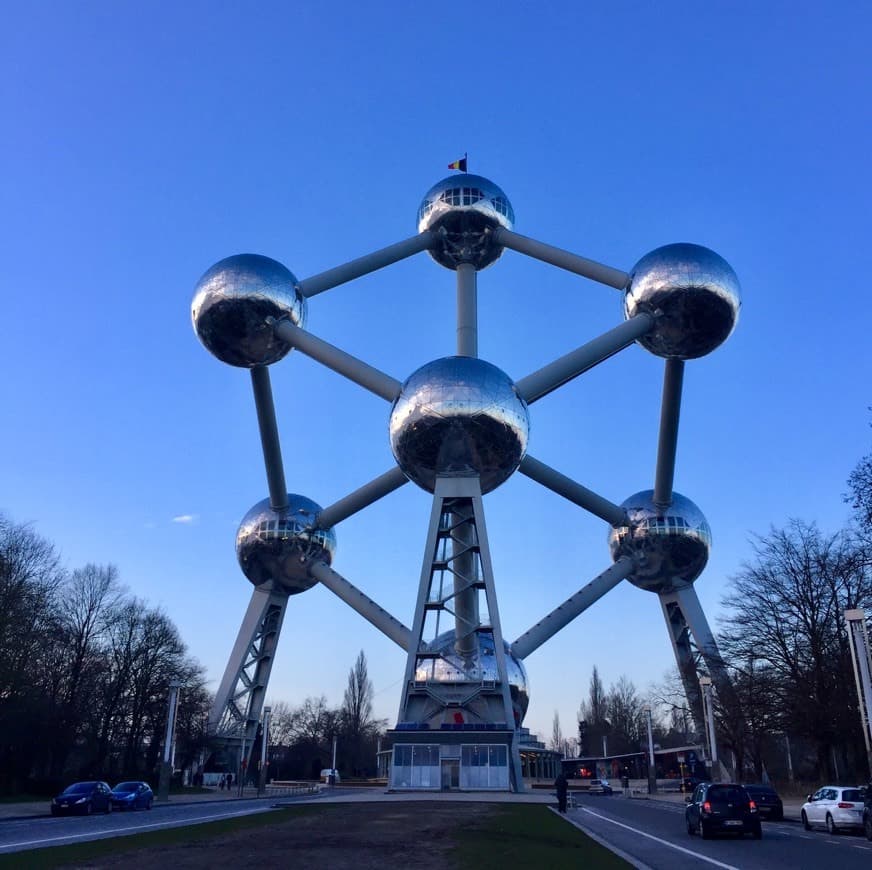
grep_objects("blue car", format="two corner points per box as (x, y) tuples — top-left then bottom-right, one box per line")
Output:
(51, 781), (113, 815)
(110, 780), (154, 810)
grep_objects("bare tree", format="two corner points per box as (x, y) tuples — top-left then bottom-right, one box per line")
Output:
(719, 520), (872, 779)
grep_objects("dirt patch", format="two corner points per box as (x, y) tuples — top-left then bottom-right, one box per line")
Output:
(63, 802), (502, 869)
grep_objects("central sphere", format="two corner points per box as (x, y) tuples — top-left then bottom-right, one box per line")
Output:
(417, 174), (514, 270)
(389, 357), (529, 494)
(418, 629), (529, 725)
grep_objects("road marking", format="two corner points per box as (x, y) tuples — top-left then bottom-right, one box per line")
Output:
(0, 806), (275, 852)
(579, 806), (741, 870)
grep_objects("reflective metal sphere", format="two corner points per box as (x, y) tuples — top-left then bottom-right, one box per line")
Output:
(608, 490), (711, 593)
(192, 254), (306, 368)
(418, 174), (514, 270)
(390, 357), (529, 494)
(417, 629), (529, 724)
(236, 495), (336, 594)
(624, 243), (740, 359)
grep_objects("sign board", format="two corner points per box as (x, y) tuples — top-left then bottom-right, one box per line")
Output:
(677, 754), (685, 763)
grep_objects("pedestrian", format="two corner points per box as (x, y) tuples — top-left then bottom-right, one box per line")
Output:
(219, 774), (225, 791)
(555, 770), (568, 813)
(226, 772), (233, 790)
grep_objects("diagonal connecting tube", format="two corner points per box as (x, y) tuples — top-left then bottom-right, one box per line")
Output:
(519, 455), (626, 527)
(652, 358), (685, 509)
(494, 227), (630, 289)
(516, 313), (655, 403)
(316, 466), (409, 529)
(511, 556), (636, 660)
(308, 560), (411, 651)
(269, 318), (402, 401)
(296, 231), (435, 298)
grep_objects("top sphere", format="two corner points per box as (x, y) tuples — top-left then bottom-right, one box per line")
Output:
(624, 243), (740, 359)
(389, 356), (529, 494)
(192, 253), (306, 368)
(418, 174), (514, 270)
(607, 490), (711, 593)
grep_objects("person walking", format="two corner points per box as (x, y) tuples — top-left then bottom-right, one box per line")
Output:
(555, 770), (568, 813)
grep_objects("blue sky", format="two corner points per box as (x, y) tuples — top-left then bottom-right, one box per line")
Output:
(2, 1), (870, 742)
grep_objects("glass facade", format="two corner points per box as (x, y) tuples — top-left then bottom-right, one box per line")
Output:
(391, 742), (509, 789)
(460, 745), (509, 789)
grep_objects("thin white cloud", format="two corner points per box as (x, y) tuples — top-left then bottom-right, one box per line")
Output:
(172, 514), (199, 525)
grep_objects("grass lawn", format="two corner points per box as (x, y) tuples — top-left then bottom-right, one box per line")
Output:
(0, 802), (631, 869)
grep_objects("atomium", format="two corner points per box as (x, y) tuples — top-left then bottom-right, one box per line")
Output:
(198, 168), (742, 791)
(389, 356), (530, 494)
(608, 490), (712, 593)
(625, 243), (741, 360)
(236, 494), (336, 594)
(192, 253), (306, 368)
(418, 173), (514, 270)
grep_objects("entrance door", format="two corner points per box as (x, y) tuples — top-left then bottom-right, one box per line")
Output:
(441, 759), (459, 790)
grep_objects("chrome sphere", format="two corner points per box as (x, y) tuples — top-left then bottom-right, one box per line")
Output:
(236, 494), (336, 594)
(418, 174), (514, 270)
(624, 243), (740, 359)
(417, 629), (529, 724)
(192, 253), (306, 368)
(390, 357), (529, 494)
(608, 490), (711, 592)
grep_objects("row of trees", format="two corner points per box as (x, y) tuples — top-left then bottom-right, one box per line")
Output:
(0, 515), (209, 792)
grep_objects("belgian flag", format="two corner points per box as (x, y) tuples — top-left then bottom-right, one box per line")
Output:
(448, 154), (468, 172)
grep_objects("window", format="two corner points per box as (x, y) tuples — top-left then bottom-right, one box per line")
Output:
(460, 744), (509, 788)
(391, 744), (440, 789)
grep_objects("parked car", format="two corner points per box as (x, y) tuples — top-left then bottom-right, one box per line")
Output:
(111, 780), (154, 810)
(801, 785), (866, 833)
(685, 782), (762, 839)
(862, 782), (872, 840)
(743, 784), (784, 821)
(51, 781), (113, 816)
(587, 778), (613, 795)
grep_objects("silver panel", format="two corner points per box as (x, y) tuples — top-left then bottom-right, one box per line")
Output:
(192, 253), (306, 367)
(418, 174), (514, 270)
(608, 489), (711, 592)
(624, 243), (740, 359)
(389, 356), (529, 494)
(236, 494), (336, 594)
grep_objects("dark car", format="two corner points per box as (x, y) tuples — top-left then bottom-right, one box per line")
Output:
(685, 782), (762, 839)
(743, 783), (784, 821)
(51, 781), (113, 816)
(111, 780), (154, 810)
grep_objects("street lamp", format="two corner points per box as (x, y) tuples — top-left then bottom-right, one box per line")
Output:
(643, 706), (656, 795)
(157, 681), (183, 802)
(698, 676), (717, 775)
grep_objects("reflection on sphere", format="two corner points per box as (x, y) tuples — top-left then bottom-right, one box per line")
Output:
(192, 253), (306, 368)
(608, 490), (711, 593)
(417, 630), (529, 724)
(625, 243), (740, 360)
(236, 495), (335, 594)
(418, 174), (514, 270)
(389, 357), (529, 494)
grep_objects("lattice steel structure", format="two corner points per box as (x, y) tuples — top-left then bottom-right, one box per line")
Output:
(191, 171), (741, 791)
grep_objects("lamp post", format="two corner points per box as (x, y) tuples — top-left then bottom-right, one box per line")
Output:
(699, 676), (717, 776)
(258, 706), (271, 796)
(157, 681), (182, 801)
(643, 706), (656, 795)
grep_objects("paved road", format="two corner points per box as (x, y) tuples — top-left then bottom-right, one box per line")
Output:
(566, 792), (872, 870)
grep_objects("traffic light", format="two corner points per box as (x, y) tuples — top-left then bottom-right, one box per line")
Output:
(578, 720), (587, 756)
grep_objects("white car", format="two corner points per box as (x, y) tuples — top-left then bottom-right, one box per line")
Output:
(320, 768), (341, 784)
(588, 778), (613, 795)
(801, 785), (866, 833)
